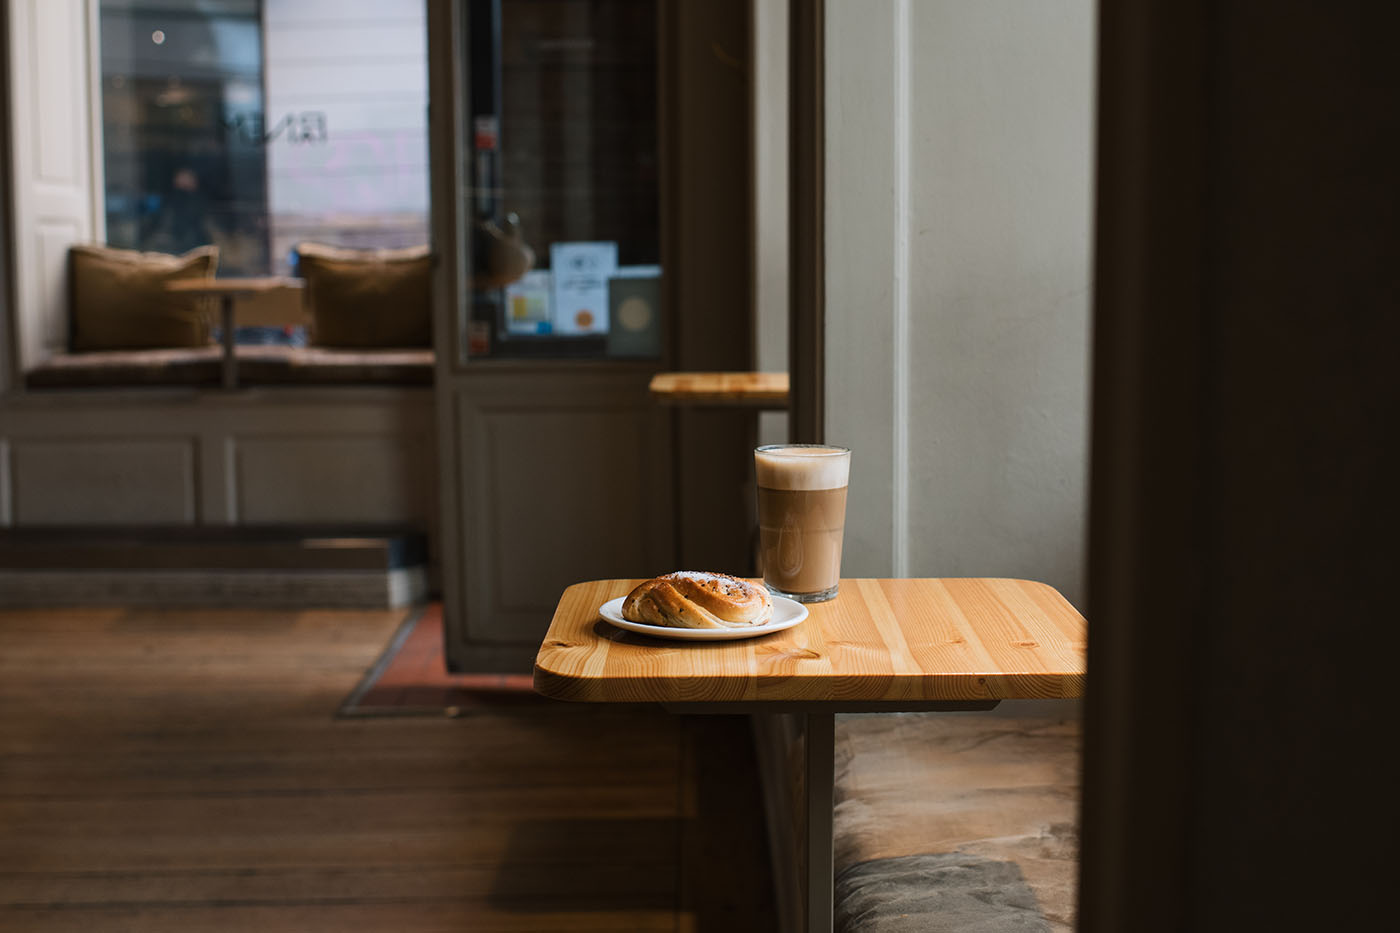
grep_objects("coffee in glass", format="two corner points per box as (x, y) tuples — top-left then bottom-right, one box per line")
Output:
(754, 444), (850, 602)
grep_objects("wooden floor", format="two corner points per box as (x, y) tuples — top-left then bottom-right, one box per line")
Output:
(0, 607), (774, 932)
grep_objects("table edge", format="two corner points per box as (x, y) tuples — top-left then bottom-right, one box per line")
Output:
(534, 577), (1087, 705)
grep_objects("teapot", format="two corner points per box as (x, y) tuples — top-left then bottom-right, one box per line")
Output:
(473, 212), (535, 290)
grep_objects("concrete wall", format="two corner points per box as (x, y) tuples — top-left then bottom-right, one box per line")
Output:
(826, 0), (1094, 606)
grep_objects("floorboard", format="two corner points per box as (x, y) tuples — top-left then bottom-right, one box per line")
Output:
(0, 606), (775, 931)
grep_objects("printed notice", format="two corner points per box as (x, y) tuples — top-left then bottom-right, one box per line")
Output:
(505, 270), (553, 334)
(550, 241), (618, 335)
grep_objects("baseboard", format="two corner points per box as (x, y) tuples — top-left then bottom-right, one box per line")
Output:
(0, 567), (428, 609)
(0, 525), (427, 571)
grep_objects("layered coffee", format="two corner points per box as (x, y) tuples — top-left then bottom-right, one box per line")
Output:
(754, 445), (850, 602)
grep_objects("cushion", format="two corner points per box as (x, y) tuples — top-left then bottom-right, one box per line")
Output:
(836, 853), (1050, 933)
(834, 713), (1081, 932)
(233, 346), (434, 385)
(295, 243), (432, 348)
(69, 244), (219, 351)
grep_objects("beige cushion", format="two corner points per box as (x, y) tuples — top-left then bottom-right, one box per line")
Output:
(295, 243), (432, 348)
(69, 244), (218, 351)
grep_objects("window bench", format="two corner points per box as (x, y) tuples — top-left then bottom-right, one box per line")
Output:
(25, 346), (435, 389)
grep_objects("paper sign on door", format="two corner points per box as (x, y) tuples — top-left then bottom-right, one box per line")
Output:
(550, 241), (618, 335)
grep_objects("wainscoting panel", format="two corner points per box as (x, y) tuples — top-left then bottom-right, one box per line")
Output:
(452, 370), (675, 651)
(234, 433), (431, 524)
(0, 388), (436, 534)
(8, 437), (197, 524)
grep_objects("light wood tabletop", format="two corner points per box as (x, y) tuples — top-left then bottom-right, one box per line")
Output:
(533, 577), (1086, 706)
(647, 371), (790, 407)
(535, 576), (1087, 933)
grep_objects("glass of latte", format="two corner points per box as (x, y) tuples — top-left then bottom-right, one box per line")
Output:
(754, 444), (850, 602)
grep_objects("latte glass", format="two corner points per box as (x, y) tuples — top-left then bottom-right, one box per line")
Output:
(754, 444), (850, 602)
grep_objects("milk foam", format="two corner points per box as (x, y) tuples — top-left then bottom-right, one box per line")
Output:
(754, 446), (850, 491)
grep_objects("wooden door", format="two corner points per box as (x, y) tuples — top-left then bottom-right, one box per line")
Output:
(427, 0), (754, 671)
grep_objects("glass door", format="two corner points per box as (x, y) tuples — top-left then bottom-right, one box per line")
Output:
(458, 0), (662, 362)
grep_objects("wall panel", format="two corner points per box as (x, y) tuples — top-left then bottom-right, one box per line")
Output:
(454, 371), (673, 649)
(0, 390), (436, 534)
(9, 437), (196, 524)
(234, 433), (430, 524)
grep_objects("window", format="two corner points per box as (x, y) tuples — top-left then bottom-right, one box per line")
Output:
(100, 0), (430, 267)
(96, 0), (432, 346)
(4, 0), (664, 371)
(459, 0), (662, 361)
(99, 0), (269, 273)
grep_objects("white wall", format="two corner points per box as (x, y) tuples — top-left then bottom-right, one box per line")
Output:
(826, 0), (1094, 606)
(752, 0), (788, 448)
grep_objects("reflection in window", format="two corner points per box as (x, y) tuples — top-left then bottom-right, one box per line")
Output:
(100, 0), (269, 273)
(464, 0), (661, 360)
(262, 0), (430, 272)
(98, 0), (430, 346)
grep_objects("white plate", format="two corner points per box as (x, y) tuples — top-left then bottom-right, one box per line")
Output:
(597, 594), (808, 641)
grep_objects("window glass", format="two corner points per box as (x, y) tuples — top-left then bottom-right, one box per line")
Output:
(262, 0), (430, 270)
(461, 0), (662, 361)
(98, 0), (430, 346)
(100, 0), (268, 272)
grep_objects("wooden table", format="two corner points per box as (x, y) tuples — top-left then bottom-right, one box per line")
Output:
(535, 577), (1087, 933)
(648, 371), (790, 408)
(166, 277), (305, 388)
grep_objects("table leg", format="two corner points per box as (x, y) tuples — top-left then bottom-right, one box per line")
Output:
(805, 711), (835, 933)
(220, 295), (237, 389)
(751, 711), (836, 933)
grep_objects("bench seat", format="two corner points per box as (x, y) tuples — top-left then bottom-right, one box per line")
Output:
(833, 712), (1081, 933)
(26, 347), (224, 388)
(233, 346), (434, 385)
(25, 346), (434, 389)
